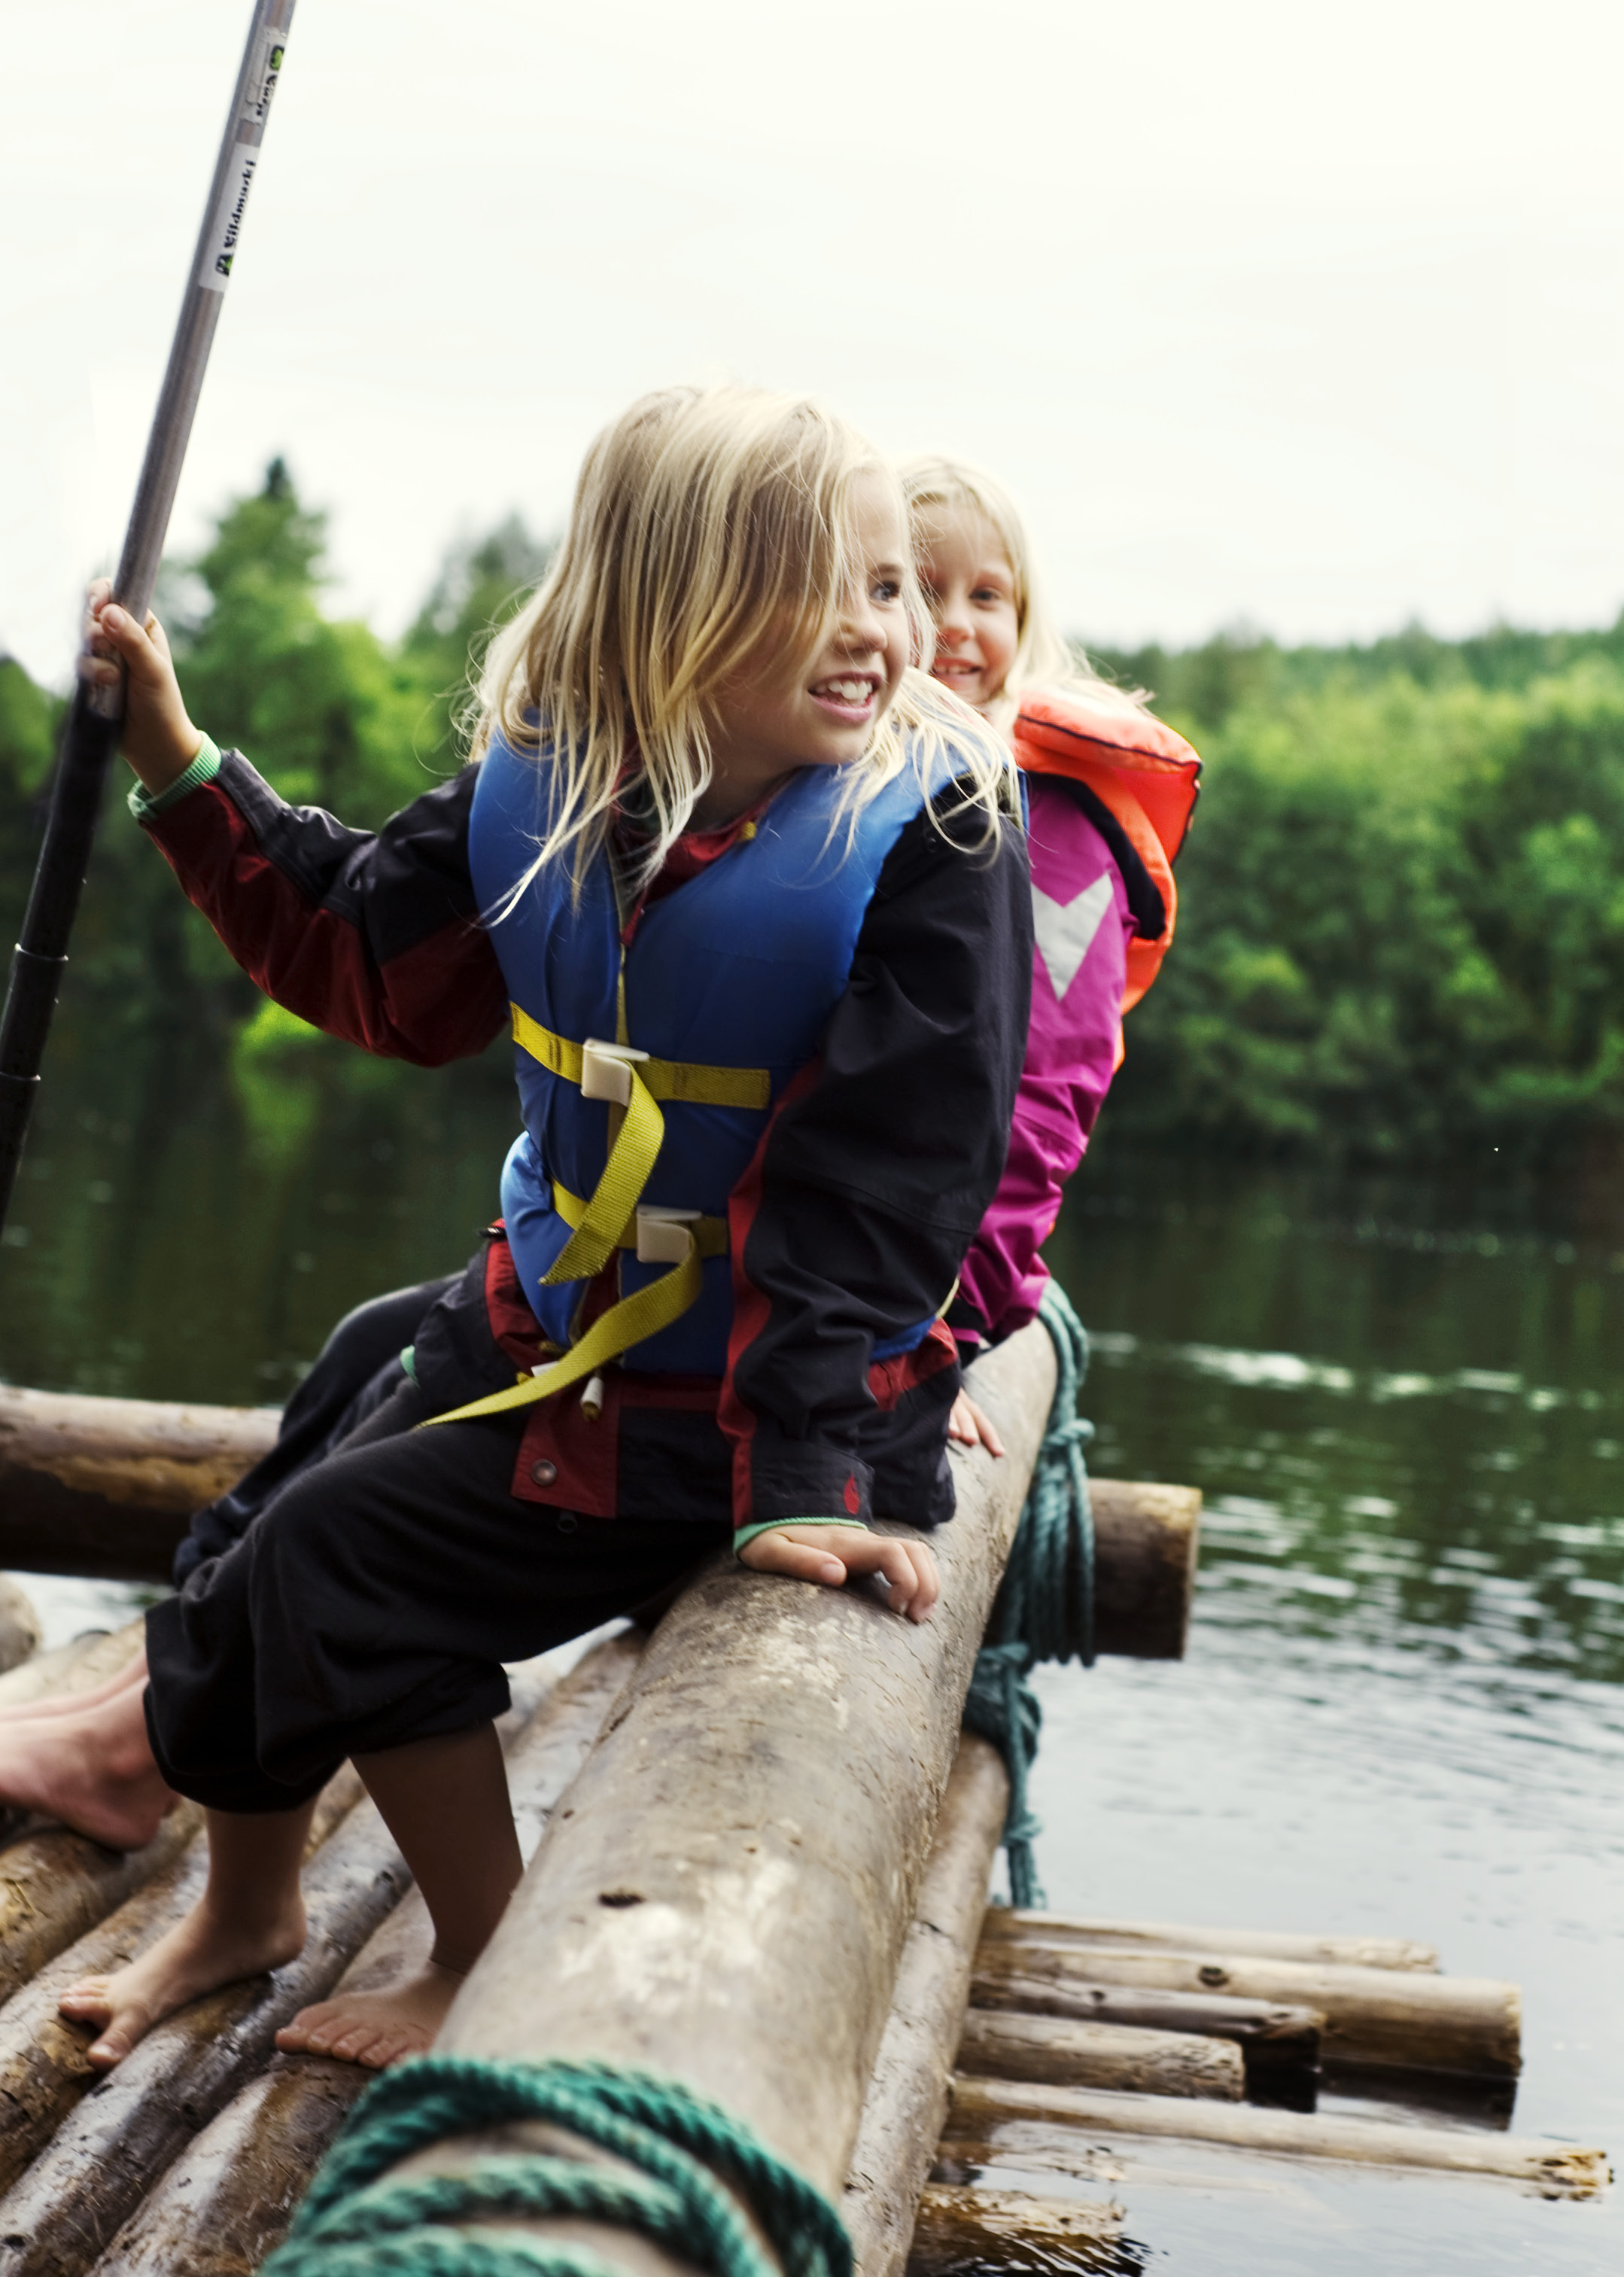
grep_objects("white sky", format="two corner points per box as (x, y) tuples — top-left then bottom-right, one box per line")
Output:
(5, 0), (1624, 687)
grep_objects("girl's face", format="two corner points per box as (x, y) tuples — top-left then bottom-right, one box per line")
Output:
(916, 506), (1020, 717)
(702, 470), (911, 820)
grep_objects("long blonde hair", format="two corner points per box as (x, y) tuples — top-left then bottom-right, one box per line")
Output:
(476, 387), (1018, 898)
(899, 455), (1145, 716)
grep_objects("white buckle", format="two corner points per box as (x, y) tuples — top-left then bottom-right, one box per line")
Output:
(635, 1206), (701, 1265)
(580, 1038), (649, 1107)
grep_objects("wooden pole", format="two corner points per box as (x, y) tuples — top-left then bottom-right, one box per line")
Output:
(0, 1387), (278, 1581)
(906, 2183), (1123, 2273)
(0, 1577), (40, 1675)
(84, 1635), (644, 2277)
(981, 1907), (1438, 1973)
(352, 1327), (1057, 2276)
(972, 1938), (1520, 2078)
(840, 1736), (1010, 2277)
(966, 1970), (1323, 2105)
(0, 1389), (1196, 1658)
(0, 1614), (145, 1710)
(957, 2008), (1244, 2101)
(945, 2076), (1611, 2199)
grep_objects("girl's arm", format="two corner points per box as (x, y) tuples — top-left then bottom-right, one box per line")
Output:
(93, 589), (506, 1066)
(719, 786), (1033, 1542)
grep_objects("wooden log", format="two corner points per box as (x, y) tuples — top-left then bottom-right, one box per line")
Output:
(0, 1386), (278, 1581)
(971, 1938), (1520, 2078)
(0, 1660), (562, 2276)
(906, 2183), (1123, 2274)
(0, 1578), (41, 1675)
(840, 1736), (1011, 2277)
(945, 2076), (1612, 2199)
(0, 1750), (370, 2204)
(84, 1634), (645, 2277)
(0, 1387), (1197, 1661)
(344, 1328), (1055, 2277)
(966, 1968), (1322, 2104)
(0, 1616), (145, 1710)
(957, 2007), (1245, 2102)
(1087, 1478), (1200, 1660)
(982, 1905), (1438, 1972)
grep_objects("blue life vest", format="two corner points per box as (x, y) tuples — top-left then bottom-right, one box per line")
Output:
(466, 731), (958, 1378)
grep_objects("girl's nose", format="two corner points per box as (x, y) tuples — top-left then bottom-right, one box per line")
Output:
(935, 619), (969, 648)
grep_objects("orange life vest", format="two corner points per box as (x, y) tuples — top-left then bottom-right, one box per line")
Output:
(1013, 687), (1202, 1014)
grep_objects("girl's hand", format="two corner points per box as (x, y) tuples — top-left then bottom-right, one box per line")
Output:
(81, 580), (203, 795)
(739, 1524), (939, 1623)
(947, 1390), (1005, 1457)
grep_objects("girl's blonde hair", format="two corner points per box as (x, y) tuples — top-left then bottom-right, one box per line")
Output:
(476, 386), (1018, 897)
(898, 455), (1145, 716)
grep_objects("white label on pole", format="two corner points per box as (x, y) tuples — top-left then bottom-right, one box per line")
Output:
(239, 20), (288, 127)
(196, 141), (259, 294)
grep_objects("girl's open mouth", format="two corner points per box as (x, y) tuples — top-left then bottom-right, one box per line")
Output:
(810, 674), (879, 726)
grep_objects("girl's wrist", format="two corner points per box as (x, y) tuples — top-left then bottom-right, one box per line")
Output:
(128, 735), (221, 822)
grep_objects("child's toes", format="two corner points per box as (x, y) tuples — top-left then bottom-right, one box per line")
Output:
(58, 1978), (114, 2026)
(363, 2026), (429, 2070)
(275, 2001), (339, 2054)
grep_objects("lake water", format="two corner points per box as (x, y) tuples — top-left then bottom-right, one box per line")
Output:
(1, 1043), (1619, 2270)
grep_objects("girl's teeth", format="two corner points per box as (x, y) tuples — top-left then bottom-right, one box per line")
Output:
(819, 680), (871, 702)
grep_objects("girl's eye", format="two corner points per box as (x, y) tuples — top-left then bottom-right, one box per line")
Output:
(873, 579), (902, 603)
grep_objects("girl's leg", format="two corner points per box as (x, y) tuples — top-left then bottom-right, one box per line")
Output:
(58, 1799), (315, 2069)
(0, 1669), (174, 1849)
(277, 1721), (523, 2068)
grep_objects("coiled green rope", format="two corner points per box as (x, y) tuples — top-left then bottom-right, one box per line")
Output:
(963, 1280), (1094, 1908)
(261, 2056), (850, 2277)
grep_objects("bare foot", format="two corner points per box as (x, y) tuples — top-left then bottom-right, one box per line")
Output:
(0, 1693), (176, 1849)
(59, 1890), (306, 2069)
(275, 1962), (466, 2070)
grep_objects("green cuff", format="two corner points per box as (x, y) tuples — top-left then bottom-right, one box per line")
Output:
(400, 1344), (418, 1384)
(733, 1516), (869, 1559)
(128, 735), (221, 822)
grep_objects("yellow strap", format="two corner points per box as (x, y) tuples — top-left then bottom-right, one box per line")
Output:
(421, 1231), (704, 1428)
(541, 1065), (665, 1285)
(509, 1003), (771, 1110)
(553, 1180), (728, 1260)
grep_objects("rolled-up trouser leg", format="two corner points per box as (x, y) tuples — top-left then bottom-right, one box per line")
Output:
(146, 1381), (729, 1812)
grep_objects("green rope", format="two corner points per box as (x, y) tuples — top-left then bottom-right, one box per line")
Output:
(261, 2056), (850, 2277)
(963, 1280), (1094, 1909)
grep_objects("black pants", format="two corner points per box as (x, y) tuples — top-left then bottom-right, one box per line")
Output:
(146, 1377), (728, 1813)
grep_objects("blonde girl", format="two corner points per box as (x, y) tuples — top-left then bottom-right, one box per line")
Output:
(59, 388), (1033, 2073)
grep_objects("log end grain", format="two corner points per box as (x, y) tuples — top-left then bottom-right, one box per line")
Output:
(0, 1579), (41, 1676)
(1087, 1480), (1200, 1660)
(907, 2183), (1124, 2275)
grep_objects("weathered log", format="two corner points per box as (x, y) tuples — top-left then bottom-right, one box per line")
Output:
(0, 1616), (145, 1710)
(1087, 1479), (1200, 1660)
(85, 1634), (644, 2277)
(966, 1968), (1323, 2105)
(972, 1938), (1519, 2078)
(0, 1661), (561, 2275)
(945, 2075), (1611, 2199)
(351, 1329), (1056, 2276)
(0, 1387), (1197, 1660)
(982, 1905), (1437, 1972)
(0, 1386), (278, 1581)
(0, 1746), (371, 2204)
(0, 1578), (40, 1675)
(906, 2183), (1123, 2274)
(840, 1736), (1011, 2277)
(957, 2007), (1245, 2101)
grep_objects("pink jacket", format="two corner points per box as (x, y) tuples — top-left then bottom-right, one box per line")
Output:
(956, 775), (1135, 1341)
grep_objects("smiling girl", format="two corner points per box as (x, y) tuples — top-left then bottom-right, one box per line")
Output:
(56, 387), (1031, 2072)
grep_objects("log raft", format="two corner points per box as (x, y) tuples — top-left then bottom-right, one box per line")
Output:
(0, 1327), (1609, 2269)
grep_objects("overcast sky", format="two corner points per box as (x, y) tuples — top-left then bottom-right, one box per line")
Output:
(5, 0), (1623, 687)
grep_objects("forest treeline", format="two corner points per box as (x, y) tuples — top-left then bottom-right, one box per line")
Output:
(5, 461), (1624, 1174)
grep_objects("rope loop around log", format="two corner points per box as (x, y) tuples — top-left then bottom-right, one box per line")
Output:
(965, 1280), (1095, 1908)
(260, 2055), (851, 2277)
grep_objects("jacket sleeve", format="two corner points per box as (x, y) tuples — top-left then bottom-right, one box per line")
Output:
(138, 749), (508, 1064)
(953, 778), (1133, 1343)
(719, 789), (1032, 1531)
